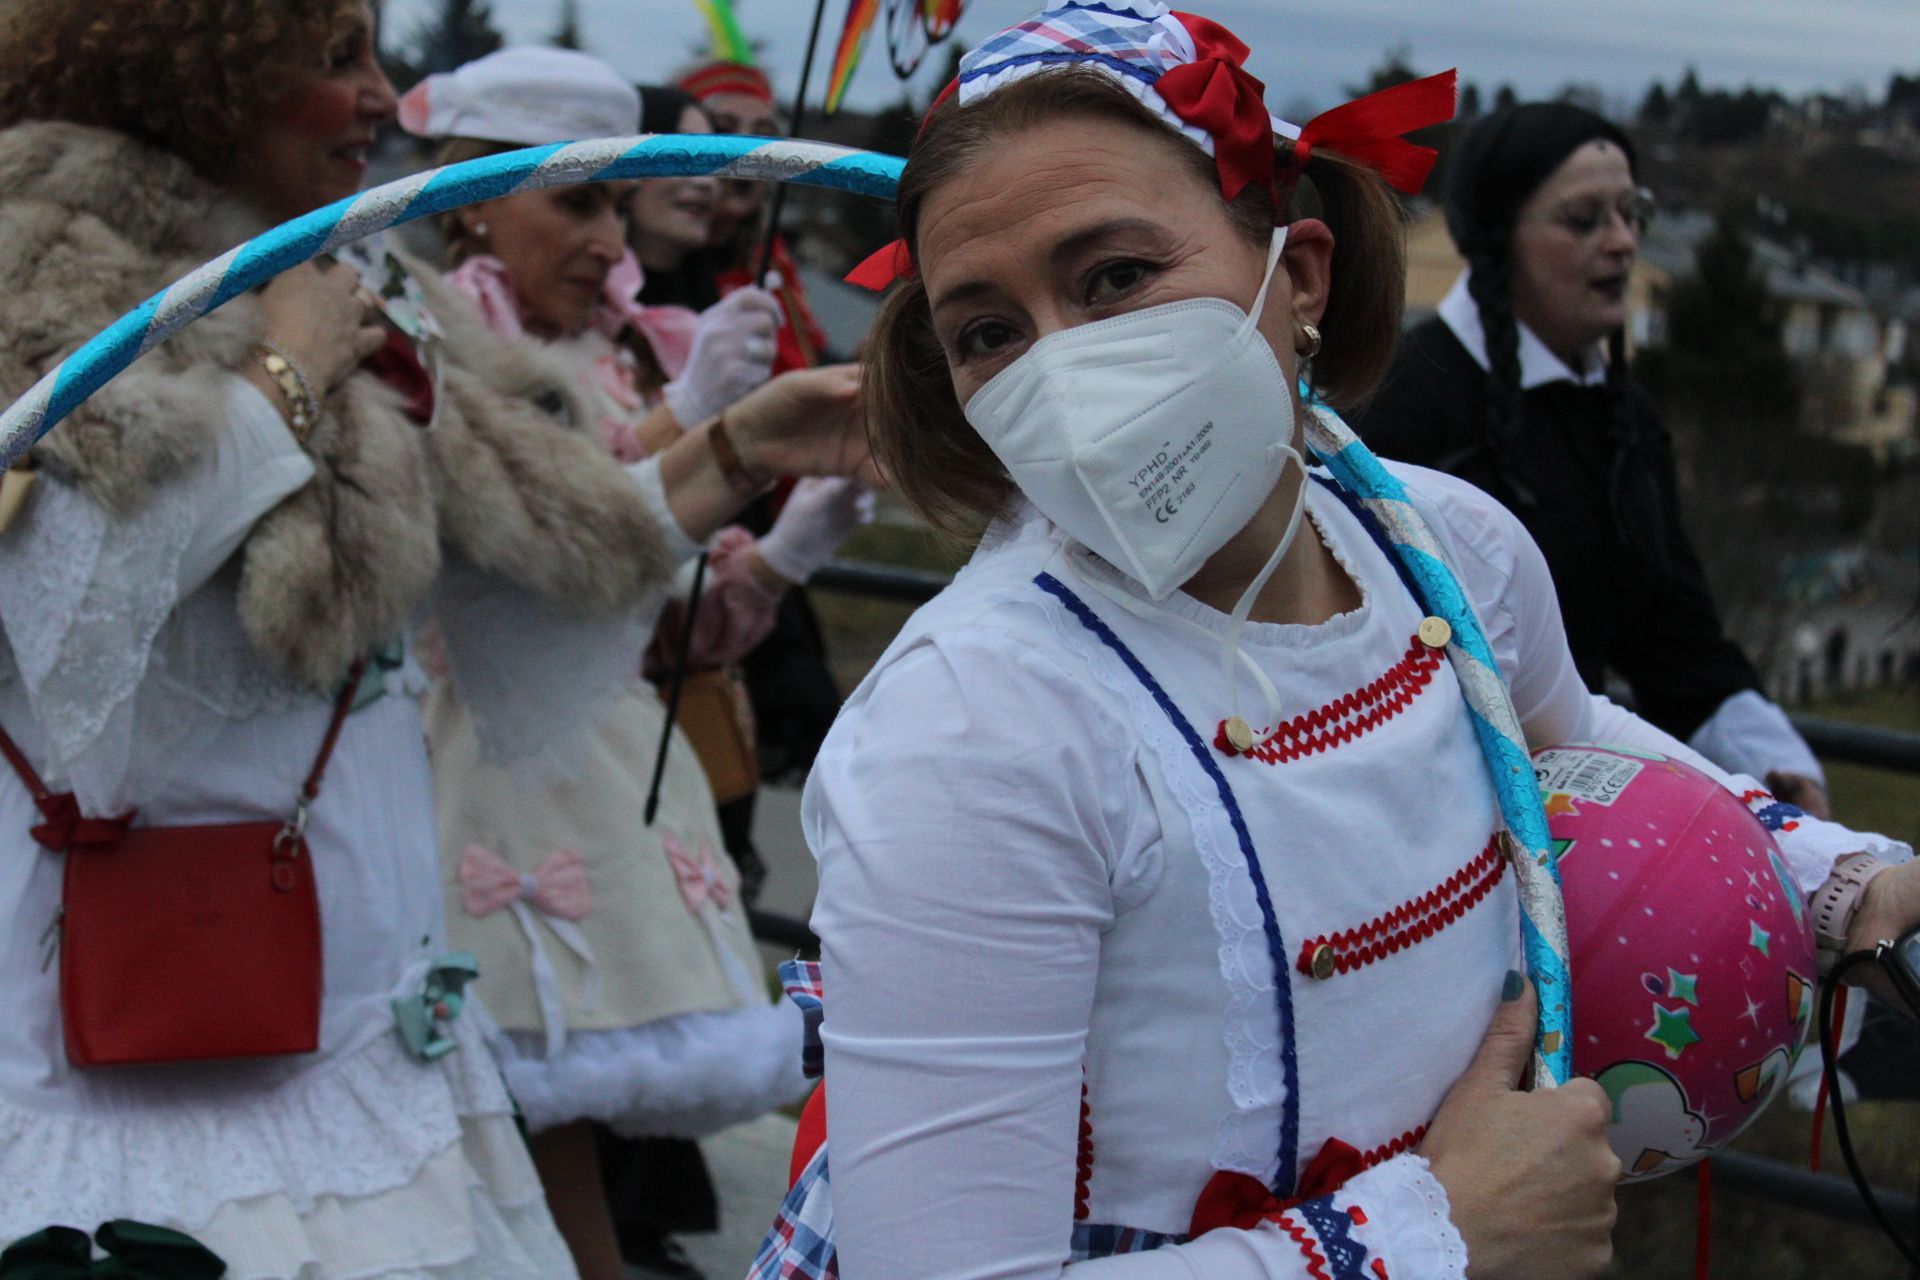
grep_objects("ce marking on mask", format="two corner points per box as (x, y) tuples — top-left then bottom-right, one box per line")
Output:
(1130, 421), (1216, 523)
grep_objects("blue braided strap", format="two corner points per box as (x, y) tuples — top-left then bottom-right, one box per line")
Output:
(0, 135), (905, 470)
(1302, 408), (1573, 1085)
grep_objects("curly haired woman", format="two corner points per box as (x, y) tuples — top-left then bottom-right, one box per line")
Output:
(0, 2), (870, 1275)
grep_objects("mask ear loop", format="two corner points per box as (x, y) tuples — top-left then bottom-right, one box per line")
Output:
(1217, 228), (1305, 749)
(1067, 228), (1310, 749)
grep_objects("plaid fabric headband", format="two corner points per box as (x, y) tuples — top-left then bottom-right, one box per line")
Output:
(847, 0), (1456, 290)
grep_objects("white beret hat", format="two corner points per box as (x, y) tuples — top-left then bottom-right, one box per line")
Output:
(399, 47), (640, 145)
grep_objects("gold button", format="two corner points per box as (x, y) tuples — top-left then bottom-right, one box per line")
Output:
(1309, 944), (1338, 981)
(1417, 616), (1453, 650)
(1224, 716), (1255, 752)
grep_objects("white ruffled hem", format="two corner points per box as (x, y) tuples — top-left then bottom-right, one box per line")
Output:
(491, 1001), (809, 1138)
(195, 1116), (573, 1280)
(0, 1009), (515, 1242)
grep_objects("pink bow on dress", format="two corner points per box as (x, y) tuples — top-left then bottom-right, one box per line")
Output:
(459, 844), (592, 921)
(457, 843), (600, 1056)
(661, 833), (761, 1005)
(663, 832), (739, 916)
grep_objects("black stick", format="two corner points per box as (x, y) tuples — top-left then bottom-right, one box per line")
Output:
(643, 550), (710, 826)
(752, 0), (832, 285)
(643, 0), (834, 827)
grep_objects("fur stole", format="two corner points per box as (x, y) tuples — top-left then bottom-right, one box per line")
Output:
(0, 122), (668, 688)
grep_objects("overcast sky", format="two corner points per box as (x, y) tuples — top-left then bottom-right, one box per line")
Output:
(384, 0), (1920, 122)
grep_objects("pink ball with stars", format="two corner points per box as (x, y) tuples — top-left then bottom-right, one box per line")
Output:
(1533, 744), (1818, 1182)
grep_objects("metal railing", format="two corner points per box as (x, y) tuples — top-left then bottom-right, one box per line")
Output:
(755, 558), (1920, 1264)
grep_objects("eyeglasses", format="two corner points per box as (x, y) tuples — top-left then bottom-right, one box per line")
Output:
(1543, 187), (1656, 239)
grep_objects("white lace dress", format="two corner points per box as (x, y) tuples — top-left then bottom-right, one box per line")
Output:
(0, 381), (576, 1279)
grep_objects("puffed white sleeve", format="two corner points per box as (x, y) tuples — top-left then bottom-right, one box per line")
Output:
(1426, 471), (1911, 898)
(0, 376), (312, 812)
(804, 629), (1468, 1280)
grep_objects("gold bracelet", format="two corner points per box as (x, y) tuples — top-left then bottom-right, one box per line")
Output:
(707, 413), (771, 496)
(259, 342), (322, 442)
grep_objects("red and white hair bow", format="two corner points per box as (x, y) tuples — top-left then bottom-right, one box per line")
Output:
(846, 0), (1456, 292)
(459, 843), (601, 1055)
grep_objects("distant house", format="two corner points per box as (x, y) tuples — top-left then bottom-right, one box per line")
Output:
(1638, 208), (1916, 461)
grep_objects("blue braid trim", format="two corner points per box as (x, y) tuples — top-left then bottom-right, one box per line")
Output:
(1753, 800), (1806, 832)
(1034, 572), (1301, 1195)
(1297, 1197), (1370, 1280)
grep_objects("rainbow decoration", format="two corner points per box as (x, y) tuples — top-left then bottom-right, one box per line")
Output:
(0, 136), (904, 469)
(691, 0), (755, 65)
(825, 0), (881, 115)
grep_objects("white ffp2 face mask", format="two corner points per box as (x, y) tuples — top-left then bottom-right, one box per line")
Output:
(963, 228), (1299, 602)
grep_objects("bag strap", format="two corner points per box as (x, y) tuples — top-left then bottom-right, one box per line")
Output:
(0, 659), (368, 831)
(0, 714), (54, 813)
(301, 660), (368, 808)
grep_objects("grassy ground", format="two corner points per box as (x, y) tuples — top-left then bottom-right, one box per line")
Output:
(813, 536), (1920, 1277)
(1804, 685), (1920, 848)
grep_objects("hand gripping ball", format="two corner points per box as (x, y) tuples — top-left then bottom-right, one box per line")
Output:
(1535, 745), (1817, 1181)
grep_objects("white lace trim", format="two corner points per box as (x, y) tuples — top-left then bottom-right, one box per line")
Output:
(490, 1001), (809, 1138)
(1040, 572), (1287, 1186)
(0, 1007), (516, 1240)
(1339, 1154), (1469, 1280)
(196, 1116), (570, 1280)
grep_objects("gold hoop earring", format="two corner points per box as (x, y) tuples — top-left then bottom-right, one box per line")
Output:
(1297, 322), (1322, 361)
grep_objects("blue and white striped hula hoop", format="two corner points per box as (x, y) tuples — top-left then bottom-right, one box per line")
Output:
(0, 134), (904, 471)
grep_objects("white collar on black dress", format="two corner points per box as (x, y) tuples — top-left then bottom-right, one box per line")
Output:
(1437, 271), (1608, 390)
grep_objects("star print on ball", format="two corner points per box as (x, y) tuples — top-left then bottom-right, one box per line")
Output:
(1534, 744), (1818, 1182)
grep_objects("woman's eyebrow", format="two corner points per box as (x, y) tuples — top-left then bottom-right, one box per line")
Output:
(1046, 217), (1170, 267)
(931, 218), (1171, 315)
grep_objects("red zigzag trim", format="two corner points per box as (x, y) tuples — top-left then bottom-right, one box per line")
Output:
(1216, 633), (1444, 764)
(1278, 1210), (1334, 1280)
(1297, 834), (1506, 978)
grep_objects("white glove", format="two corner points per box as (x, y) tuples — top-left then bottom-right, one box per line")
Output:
(755, 477), (876, 584)
(663, 286), (782, 428)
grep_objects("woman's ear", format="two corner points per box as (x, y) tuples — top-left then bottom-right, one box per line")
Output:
(1279, 217), (1335, 328)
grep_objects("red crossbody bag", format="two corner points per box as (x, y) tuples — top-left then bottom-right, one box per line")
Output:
(0, 664), (364, 1067)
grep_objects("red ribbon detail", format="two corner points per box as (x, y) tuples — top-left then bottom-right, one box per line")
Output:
(1159, 12), (1272, 201)
(1292, 70), (1458, 196)
(1189, 1137), (1365, 1238)
(29, 792), (137, 854)
(845, 238), (915, 291)
(364, 328), (436, 424)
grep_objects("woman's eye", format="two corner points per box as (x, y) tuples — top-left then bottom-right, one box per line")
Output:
(1559, 204), (1604, 236)
(956, 320), (1018, 360)
(326, 35), (362, 72)
(1087, 260), (1152, 304)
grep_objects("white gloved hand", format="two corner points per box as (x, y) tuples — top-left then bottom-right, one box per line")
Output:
(663, 286), (782, 428)
(755, 477), (876, 584)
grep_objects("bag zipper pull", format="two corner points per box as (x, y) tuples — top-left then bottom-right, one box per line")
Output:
(38, 906), (62, 973)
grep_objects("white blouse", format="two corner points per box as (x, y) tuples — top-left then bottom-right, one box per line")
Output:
(803, 463), (1895, 1279)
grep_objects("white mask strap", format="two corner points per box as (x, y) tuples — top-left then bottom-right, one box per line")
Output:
(1237, 227), (1289, 340)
